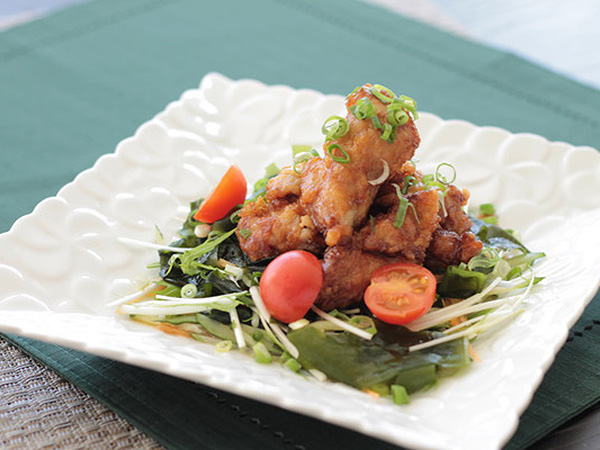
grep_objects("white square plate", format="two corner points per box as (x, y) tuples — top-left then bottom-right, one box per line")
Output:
(1, 73), (600, 450)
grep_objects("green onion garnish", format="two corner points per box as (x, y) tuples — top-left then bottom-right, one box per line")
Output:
(292, 148), (319, 173)
(284, 358), (302, 372)
(253, 342), (273, 364)
(322, 115), (349, 141)
(381, 123), (394, 142)
(435, 162), (457, 185)
(480, 203), (496, 216)
(399, 95), (418, 120)
(216, 340), (233, 353)
(392, 183), (418, 228)
(395, 197), (409, 228)
(388, 109), (409, 127)
(180, 283), (198, 299)
(371, 116), (382, 129)
(391, 385), (410, 405)
(386, 100), (410, 126)
(370, 84), (396, 104)
(327, 143), (350, 163)
(239, 228), (251, 239)
(350, 97), (375, 120)
(482, 216), (499, 224)
(401, 175), (416, 194)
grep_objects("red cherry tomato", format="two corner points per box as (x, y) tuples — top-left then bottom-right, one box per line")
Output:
(194, 165), (247, 223)
(259, 251), (323, 323)
(364, 263), (436, 325)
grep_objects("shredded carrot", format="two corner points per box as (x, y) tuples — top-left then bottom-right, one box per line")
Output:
(130, 284), (165, 304)
(363, 389), (380, 399)
(157, 323), (192, 338)
(444, 298), (467, 328)
(449, 316), (466, 327)
(468, 343), (481, 363)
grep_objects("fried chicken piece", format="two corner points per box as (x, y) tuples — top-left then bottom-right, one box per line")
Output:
(359, 189), (440, 263)
(236, 169), (324, 261)
(300, 157), (374, 246)
(439, 185), (474, 235)
(301, 85), (420, 247)
(426, 229), (482, 269)
(425, 185), (482, 269)
(265, 168), (301, 206)
(316, 245), (405, 311)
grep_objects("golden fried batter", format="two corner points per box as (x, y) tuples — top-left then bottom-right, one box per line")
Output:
(236, 169), (324, 261)
(235, 83), (484, 311)
(359, 189), (440, 263)
(300, 86), (420, 246)
(425, 185), (482, 269)
(316, 245), (404, 311)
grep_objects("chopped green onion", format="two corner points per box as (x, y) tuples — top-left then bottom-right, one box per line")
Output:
(293, 149), (319, 173)
(322, 115), (349, 141)
(399, 95), (419, 120)
(381, 123), (394, 142)
(350, 97), (375, 120)
(370, 116), (382, 129)
(370, 84), (396, 103)
(180, 283), (198, 299)
(479, 203), (496, 216)
(482, 216), (499, 224)
(435, 163), (457, 185)
(395, 197), (409, 228)
(387, 101), (410, 126)
(348, 315), (377, 335)
(239, 228), (251, 239)
(253, 342), (272, 364)
(421, 174), (434, 183)
(388, 110), (409, 127)
(229, 210), (241, 224)
(216, 340), (233, 352)
(391, 183), (417, 228)
(401, 175), (416, 194)
(391, 385), (410, 405)
(264, 162), (280, 178)
(284, 358), (302, 372)
(327, 143), (350, 163)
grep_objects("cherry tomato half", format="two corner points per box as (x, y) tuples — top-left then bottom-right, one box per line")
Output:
(259, 250), (323, 323)
(364, 263), (436, 325)
(194, 165), (247, 223)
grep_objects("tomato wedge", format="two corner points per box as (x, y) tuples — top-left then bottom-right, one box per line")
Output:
(194, 165), (247, 223)
(364, 263), (436, 325)
(259, 250), (323, 323)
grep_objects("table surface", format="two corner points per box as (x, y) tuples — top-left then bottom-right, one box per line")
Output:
(1, 0), (599, 449)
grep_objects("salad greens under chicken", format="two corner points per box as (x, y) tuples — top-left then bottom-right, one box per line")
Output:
(115, 83), (544, 404)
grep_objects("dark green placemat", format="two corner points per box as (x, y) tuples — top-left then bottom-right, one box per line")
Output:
(1, 0), (600, 448)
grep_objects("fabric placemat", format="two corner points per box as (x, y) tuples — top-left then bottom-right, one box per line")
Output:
(1, 0), (600, 448)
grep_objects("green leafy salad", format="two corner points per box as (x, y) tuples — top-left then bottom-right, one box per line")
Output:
(117, 166), (544, 405)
